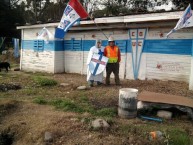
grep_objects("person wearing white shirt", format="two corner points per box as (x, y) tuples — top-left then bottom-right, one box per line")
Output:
(86, 39), (104, 87)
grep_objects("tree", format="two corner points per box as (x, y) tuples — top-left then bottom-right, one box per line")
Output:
(0, 0), (24, 38)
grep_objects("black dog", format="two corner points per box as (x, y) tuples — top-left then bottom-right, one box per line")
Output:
(0, 62), (11, 72)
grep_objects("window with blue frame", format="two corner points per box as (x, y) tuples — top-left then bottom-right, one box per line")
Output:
(33, 40), (44, 52)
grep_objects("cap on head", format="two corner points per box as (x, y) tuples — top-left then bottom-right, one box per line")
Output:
(108, 36), (114, 42)
(96, 39), (102, 43)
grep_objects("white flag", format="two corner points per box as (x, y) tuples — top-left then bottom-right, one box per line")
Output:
(166, 4), (193, 38)
(37, 27), (53, 43)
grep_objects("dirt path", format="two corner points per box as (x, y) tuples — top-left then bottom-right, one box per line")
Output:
(0, 71), (193, 145)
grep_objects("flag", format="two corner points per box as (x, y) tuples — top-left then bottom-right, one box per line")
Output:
(166, 4), (193, 38)
(37, 27), (53, 43)
(13, 38), (20, 58)
(89, 53), (108, 76)
(55, 0), (88, 39)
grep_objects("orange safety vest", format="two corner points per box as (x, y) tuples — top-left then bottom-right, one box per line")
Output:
(106, 46), (118, 63)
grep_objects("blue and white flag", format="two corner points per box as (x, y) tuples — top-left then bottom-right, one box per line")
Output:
(167, 4), (193, 38)
(13, 38), (20, 58)
(55, 0), (88, 39)
(89, 53), (108, 76)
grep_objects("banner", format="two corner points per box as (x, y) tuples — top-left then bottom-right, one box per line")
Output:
(13, 38), (20, 58)
(167, 4), (193, 38)
(37, 27), (53, 43)
(55, 0), (88, 39)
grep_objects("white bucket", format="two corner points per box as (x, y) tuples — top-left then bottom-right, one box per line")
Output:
(118, 88), (138, 119)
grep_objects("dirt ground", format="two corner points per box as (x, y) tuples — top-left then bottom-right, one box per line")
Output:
(0, 70), (193, 145)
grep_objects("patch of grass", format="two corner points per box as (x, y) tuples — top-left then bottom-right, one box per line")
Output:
(22, 88), (39, 95)
(79, 96), (89, 103)
(33, 97), (47, 105)
(50, 99), (84, 113)
(168, 129), (190, 145)
(48, 97), (117, 118)
(95, 108), (117, 118)
(33, 77), (57, 86)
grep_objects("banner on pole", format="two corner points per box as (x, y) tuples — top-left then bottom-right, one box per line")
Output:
(55, 0), (88, 39)
(13, 38), (20, 58)
(166, 4), (193, 38)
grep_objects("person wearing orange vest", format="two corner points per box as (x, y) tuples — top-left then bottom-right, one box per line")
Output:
(104, 36), (121, 85)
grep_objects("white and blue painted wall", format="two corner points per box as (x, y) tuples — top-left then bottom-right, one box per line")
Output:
(20, 27), (193, 89)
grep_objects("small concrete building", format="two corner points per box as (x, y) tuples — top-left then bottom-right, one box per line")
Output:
(17, 11), (193, 90)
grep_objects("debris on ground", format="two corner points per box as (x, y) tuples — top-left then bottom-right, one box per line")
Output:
(0, 83), (21, 92)
(77, 86), (87, 90)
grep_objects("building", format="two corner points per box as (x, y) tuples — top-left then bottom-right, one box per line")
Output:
(17, 11), (193, 90)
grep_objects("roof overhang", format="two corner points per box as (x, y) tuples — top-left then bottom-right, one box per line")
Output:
(17, 11), (183, 30)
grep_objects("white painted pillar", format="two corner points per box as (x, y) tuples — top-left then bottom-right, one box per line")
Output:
(20, 29), (24, 71)
(189, 39), (193, 90)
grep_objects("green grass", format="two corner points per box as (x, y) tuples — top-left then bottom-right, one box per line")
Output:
(33, 96), (117, 118)
(95, 108), (117, 117)
(118, 125), (191, 145)
(50, 99), (84, 113)
(33, 97), (47, 105)
(33, 76), (57, 86)
(167, 129), (190, 145)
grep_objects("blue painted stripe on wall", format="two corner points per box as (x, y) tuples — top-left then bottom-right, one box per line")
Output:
(22, 40), (57, 51)
(55, 40), (64, 51)
(22, 39), (192, 55)
(143, 39), (192, 55)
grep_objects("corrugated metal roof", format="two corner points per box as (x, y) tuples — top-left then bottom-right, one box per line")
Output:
(17, 11), (183, 30)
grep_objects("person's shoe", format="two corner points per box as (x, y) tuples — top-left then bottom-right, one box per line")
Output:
(88, 80), (94, 87)
(97, 82), (103, 86)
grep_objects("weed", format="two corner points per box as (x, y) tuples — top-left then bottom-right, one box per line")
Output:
(167, 129), (190, 145)
(23, 88), (38, 95)
(50, 99), (84, 113)
(79, 96), (89, 103)
(95, 108), (117, 117)
(33, 97), (47, 105)
(49, 98), (117, 118)
(33, 77), (57, 86)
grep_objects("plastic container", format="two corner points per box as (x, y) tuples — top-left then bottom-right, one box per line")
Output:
(118, 88), (138, 119)
(149, 131), (163, 140)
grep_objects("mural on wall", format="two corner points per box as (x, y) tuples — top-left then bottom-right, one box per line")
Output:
(128, 29), (147, 79)
(156, 62), (184, 72)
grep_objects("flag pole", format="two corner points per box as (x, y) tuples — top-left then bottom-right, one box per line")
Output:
(87, 1), (108, 39)
(89, 16), (108, 39)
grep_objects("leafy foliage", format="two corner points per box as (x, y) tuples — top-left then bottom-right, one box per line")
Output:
(1, 0), (192, 38)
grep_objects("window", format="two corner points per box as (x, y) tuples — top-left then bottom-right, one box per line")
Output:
(33, 40), (44, 52)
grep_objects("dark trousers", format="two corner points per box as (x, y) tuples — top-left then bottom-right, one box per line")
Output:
(106, 62), (120, 85)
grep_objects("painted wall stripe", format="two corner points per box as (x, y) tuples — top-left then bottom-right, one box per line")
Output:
(22, 39), (192, 55)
